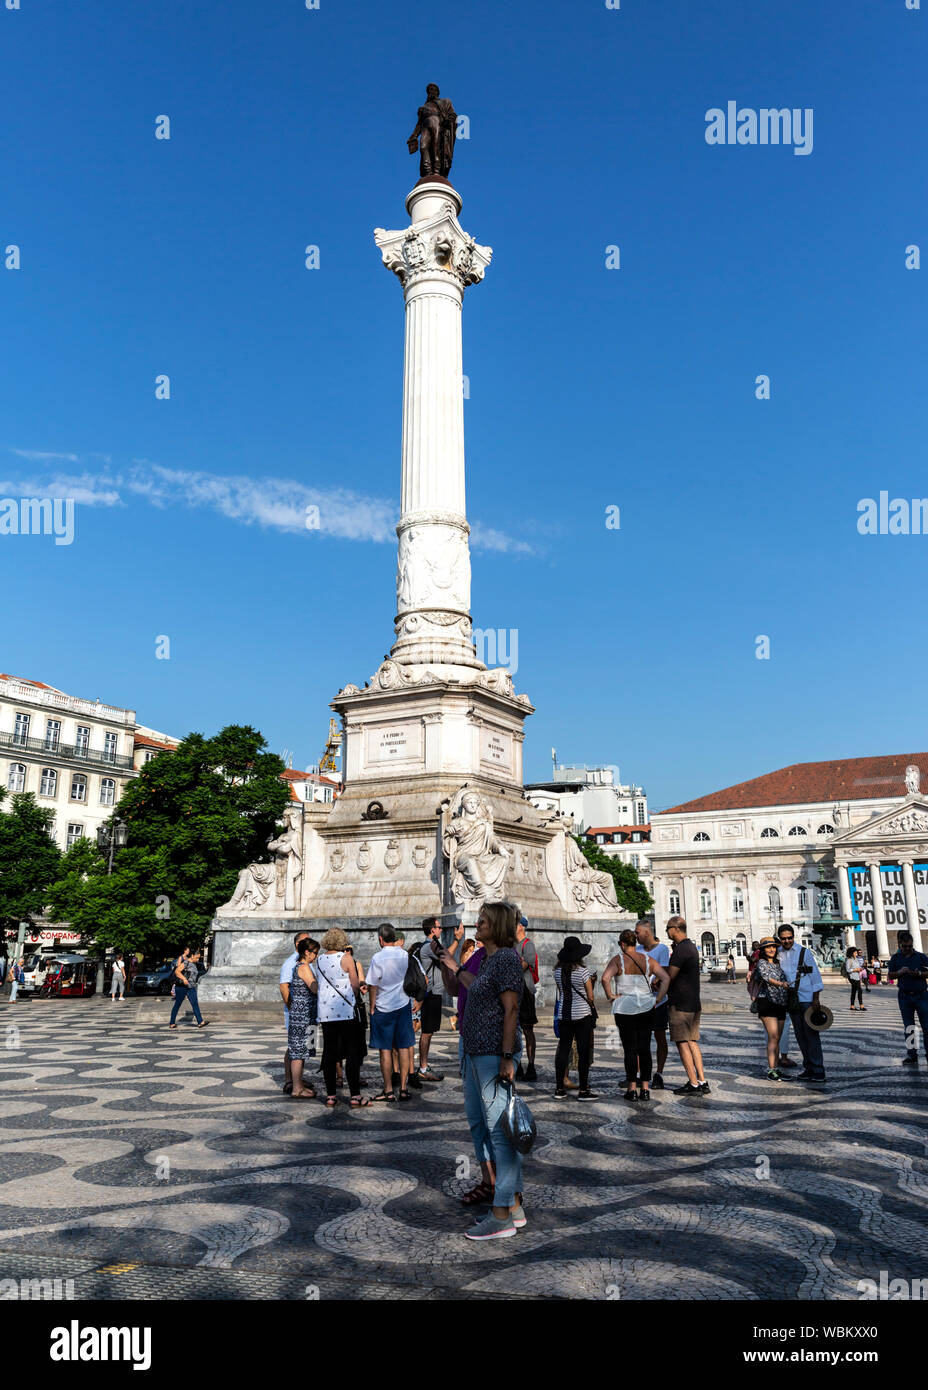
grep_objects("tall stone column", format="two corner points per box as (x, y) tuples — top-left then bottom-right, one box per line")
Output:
(375, 183), (492, 679)
(901, 859), (924, 951)
(868, 861), (890, 955)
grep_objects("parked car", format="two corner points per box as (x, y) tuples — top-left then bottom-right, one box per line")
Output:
(40, 955), (98, 998)
(131, 961), (177, 996)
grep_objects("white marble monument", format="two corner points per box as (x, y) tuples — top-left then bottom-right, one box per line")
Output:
(202, 167), (631, 1004)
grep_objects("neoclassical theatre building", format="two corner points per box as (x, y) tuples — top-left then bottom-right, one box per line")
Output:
(648, 753), (928, 965)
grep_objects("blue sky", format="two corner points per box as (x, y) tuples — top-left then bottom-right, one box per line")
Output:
(2, 0), (925, 809)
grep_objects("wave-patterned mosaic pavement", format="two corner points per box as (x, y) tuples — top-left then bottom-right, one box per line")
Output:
(0, 987), (925, 1300)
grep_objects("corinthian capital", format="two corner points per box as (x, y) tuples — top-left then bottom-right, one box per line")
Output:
(374, 208), (492, 291)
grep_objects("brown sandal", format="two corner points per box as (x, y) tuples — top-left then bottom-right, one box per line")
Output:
(461, 1181), (494, 1206)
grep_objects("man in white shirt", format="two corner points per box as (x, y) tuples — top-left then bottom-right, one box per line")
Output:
(635, 919), (671, 1088)
(280, 930), (310, 1095)
(367, 924), (417, 1101)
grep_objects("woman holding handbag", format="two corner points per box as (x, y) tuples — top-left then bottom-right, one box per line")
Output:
(315, 929), (371, 1107)
(553, 937), (599, 1101)
(602, 929), (669, 1101)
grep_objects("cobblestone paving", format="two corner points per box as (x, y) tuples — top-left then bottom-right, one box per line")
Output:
(0, 985), (925, 1300)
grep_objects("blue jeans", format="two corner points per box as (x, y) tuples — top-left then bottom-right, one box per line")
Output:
(170, 985), (203, 1025)
(462, 1052), (523, 1207)
(899, 993), (928, 1058)
(789, 1007), (825, 1078)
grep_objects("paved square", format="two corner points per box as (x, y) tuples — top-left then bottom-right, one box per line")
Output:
(1, 986), (926, 1300)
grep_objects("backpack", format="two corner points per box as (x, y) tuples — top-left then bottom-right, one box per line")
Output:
(520, 939), (539, 985)
(403, 949), (428, 1002)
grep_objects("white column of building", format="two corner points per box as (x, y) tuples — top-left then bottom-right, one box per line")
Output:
(745, 871), (760, 941)
(375, 184), (492, 679)
(868, 861), (891, 955)
(714, 873), (727, 947)
(836, 862), (856, 947)
(901, 859), (924, 951)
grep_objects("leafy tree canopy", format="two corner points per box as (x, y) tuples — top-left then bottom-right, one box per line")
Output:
(0, 789), (61, 933)
(47, 725), (289, 956)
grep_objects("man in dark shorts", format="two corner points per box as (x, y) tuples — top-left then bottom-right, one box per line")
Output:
(666, 916), (709, 1096)
(635, 918), (671, 1088)
(515, 915), (538, 1081)
(416, 916), (447, 1081)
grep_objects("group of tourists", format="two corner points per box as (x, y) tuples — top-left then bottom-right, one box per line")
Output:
(268, 905), (928, 1241)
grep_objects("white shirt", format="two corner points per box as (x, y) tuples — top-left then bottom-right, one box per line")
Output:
(777, 943), (823, 1005)
(314, 951), (357, 1023)
(366, 946), (411, 1013)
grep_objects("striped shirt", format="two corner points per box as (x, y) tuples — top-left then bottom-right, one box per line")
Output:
(554, 963), (592, 1020)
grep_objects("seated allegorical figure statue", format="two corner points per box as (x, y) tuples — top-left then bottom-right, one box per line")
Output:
(561, 816), (618, 911)
(442, 787), (509, 907)
(227, 806), (303, 913)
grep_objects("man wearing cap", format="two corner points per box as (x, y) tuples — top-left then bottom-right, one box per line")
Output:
(777, 925), (826, 1082)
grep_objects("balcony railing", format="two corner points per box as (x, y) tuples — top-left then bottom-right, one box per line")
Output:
(0, 679), (135, 725)
(0, 731), (134, 770)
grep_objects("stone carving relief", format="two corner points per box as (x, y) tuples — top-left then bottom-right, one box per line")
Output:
(374, 214), (492, 293)
(412, 844), (428, 869)
(329, 846), (346, 873)
(659, 826), (682, 841)
(357, 842), (373, 872)
(560, 817), (618, 912)
(384, 840), (402, 872)
(226, 806), (303, 914)
(720, 822), (744, 837)
(396, 523), (470, 615)
(906, 765), (921, 796)
(881, 809), (928, 836)
(442, 786), (510, 907)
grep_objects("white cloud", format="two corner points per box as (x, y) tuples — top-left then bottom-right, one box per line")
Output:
(10, 448), (81, 463)
(2, 452), (535, 552)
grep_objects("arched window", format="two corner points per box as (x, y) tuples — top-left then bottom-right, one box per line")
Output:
(817, 824), (835, 835)
(693, 831), (709, 842)
(760, 827), (778, 838)
(70, 774), (87, 803)
(768, 886), (781, 921)
(699, 888), (712, 918)
(734, 933), (747, 957)
(40, 767), (58, 796)
(7, 763), (26, 792)
(788, 825), (807, 837)
(798, 887), (809, 912)
(731, 886), (744, 917)
(669, 889), (681, 915)
(100, 778), (116, 807)
(700, 931), (715, 956)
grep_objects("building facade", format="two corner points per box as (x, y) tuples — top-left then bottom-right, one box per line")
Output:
(526, 760), (648, 832)
(0, 674), (179, 853)
(585, 824), (654, 901)
(649, 753), (928, 965)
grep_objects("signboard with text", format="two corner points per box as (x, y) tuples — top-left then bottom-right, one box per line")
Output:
(847, 864), (928, 929)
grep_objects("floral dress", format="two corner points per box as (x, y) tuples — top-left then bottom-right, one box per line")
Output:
(287, 962), (317, 1061)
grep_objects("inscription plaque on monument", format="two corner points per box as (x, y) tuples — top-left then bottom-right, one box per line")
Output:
(366, 724), (423, 765)
(479, 727), (513, 775)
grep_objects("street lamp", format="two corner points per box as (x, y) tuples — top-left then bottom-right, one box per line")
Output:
(97, 818), (128, 875)
(94, 819), (127, 994)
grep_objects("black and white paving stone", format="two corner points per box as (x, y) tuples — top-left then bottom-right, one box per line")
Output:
(0, 986), (925, 1300)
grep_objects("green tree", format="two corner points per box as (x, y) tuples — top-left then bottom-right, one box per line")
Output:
(47, 725), (289, 956)
(0, 789), (61, 932)
(575, 835), (653, 918)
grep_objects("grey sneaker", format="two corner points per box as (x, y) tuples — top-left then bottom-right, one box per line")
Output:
(464, 1212), (517, 1241)
(511, 1203), (527, 1229)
